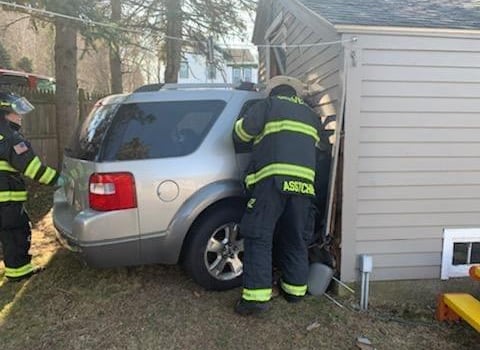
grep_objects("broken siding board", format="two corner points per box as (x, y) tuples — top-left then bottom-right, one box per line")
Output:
(290, 46), (341, 78)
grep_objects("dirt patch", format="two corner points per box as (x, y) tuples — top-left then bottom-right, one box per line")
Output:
(0, 186), (479, 349)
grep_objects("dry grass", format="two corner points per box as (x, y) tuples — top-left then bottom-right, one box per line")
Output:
(0, 185), (479, 349)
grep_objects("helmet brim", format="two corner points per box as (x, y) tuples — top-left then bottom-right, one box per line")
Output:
(265, 76), (305, 97)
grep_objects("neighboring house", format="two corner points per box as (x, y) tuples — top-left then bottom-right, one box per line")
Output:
(178, 48), (258, 84)
(254, 0), (480, 283)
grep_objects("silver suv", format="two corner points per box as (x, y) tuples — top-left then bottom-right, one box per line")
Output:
(53, 85), (264, 290)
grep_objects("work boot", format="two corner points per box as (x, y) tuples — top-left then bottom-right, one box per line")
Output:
(280, 288), (304, 303)
(234, 299), (270, 316)
(7, 266), (45, 282)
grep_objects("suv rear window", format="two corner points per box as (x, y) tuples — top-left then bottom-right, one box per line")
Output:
(67, 100), (226, 161)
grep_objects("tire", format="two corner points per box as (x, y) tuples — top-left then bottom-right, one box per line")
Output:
(183, 204), (244, 291)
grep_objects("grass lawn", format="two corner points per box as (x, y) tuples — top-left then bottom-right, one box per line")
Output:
(0, 184), (479, 349)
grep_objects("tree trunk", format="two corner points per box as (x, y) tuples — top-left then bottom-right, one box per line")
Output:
(164, 0), (182, 83)
(54, 18), (78, 168)
(110, 0), (123, 93)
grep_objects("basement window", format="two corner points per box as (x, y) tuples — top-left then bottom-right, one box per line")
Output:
(441, 229), (480, 279)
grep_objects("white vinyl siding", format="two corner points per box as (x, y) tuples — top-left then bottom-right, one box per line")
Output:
(342, 32), (480, 281)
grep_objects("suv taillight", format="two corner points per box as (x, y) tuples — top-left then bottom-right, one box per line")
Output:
(89, 172), (137, 211)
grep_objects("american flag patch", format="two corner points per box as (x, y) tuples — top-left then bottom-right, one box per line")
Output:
(13, 142), (29, 155)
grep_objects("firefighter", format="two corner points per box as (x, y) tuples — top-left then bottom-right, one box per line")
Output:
(233, 76), (321, 315)
(0, 92), (62, 282)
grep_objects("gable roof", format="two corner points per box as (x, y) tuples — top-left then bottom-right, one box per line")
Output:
(297, 0), (480, 30)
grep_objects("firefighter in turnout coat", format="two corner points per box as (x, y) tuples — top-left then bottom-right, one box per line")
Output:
(0, 92), (61, 282)
(233, 76), (320, 315)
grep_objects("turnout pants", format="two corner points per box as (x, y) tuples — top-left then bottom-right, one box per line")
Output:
(0, 203), (33, 279)
(240, 179), (313, 302)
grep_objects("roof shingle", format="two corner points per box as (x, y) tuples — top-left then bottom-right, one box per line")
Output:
(298, 0), (480, 29)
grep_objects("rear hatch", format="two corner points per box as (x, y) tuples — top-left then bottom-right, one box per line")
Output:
(56, 92), (229, 233)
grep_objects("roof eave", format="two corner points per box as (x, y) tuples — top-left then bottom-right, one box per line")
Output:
(334, 24), (480, 37)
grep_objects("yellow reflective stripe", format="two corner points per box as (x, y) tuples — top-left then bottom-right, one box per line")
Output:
(242, 288), (272, 302)
(276, 95), (305, 104)
(281, 280), (307, 297)
(5, 263), (34, 278)
(0, 190), (28, 202)
(24, 156), (41, 179)
(254, 119), (319, 145)
(245, 163), (315, 187)
(39, 167), (57, 184)
(234, 119), (254, 142)
(0, 160), (17, 172)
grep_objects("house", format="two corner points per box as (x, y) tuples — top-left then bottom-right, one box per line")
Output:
(253, 0), (480, 283)
(177, 48), (258, 85)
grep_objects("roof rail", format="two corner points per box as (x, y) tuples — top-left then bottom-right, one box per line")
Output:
(133, 83), (164, 93)
(162, 83), (235, 90)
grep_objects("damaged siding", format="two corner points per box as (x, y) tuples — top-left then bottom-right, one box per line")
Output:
(342, 33), (480, 281)
(284, 12), (342, 118)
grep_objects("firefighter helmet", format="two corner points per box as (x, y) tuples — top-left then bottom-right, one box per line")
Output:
(265, 76), (305, 97)
(0, 92), (35, 115)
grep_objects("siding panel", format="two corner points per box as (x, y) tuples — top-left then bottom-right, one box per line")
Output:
(360, 112), (480, 128)
(362, 81), (480, 98)
(371, 266), (441, 280)
(369, 253), (441, 268)
(358, 185), (480, 200)
(357, 212), (480, 227)
(359, 157), (480, 172)
(343, 33), (480, 282)
(358, 198), (480, 214)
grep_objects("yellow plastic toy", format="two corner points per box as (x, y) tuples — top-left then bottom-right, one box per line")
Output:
(436, 265), (480, 332)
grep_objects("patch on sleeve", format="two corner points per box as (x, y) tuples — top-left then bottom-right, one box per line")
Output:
(13, 141), (29, 155)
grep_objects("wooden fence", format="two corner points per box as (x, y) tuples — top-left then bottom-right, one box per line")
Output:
(8, 88), (105, 167)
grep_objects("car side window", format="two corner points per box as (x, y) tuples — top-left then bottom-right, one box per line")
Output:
(234, 99), (262, 154)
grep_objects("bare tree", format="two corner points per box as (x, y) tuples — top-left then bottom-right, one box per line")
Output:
(164, 0), (182, 82)
(54, 16), (78, 167)
(110, 0), (123, 93)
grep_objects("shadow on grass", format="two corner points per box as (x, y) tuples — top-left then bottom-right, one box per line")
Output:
(1, 247), (480, 350)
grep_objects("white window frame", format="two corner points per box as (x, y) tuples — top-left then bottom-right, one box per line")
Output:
(441, 228), (480, 280)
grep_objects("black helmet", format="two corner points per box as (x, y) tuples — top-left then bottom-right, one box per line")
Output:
(0, 92), (35, 115)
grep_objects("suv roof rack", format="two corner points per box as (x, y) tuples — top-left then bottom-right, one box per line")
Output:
(162, 83), (235, 90)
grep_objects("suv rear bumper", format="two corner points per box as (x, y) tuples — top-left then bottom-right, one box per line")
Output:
(53, 188), (142, 267)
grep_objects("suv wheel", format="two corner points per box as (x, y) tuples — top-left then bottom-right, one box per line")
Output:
(184, 205), (244, 291)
